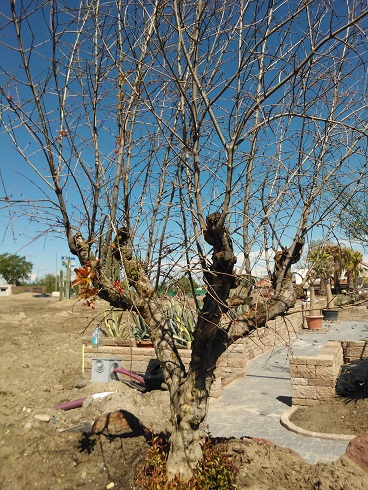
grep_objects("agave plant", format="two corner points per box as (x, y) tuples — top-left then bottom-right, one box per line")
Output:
(130, 311), (151, 342)
(100, 308), (132, 339)
(226, 303), (250, 321)
(128, 299), (196, 348)
(164, 299), (196, 349)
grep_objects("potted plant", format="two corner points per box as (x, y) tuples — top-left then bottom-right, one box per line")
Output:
(321, 281), (339, 321)
(101, 308), (132, 340)
(304, 275), (323, 330)
(308, 244), (339, 322)
(131, 311), (153, 346)
(319, 252), (339, 321)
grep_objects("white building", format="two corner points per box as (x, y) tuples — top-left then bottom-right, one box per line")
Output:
(0, 284), (12, 296)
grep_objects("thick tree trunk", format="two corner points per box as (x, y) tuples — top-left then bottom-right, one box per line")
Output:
(165, 325), (228, 480)
(346, 271), (354, 291)
(326, 282), (335, 308)
(165, 213), (237, 479)
(166, 371), (209, 480)
(71, 223), (303, 482)
(309, 285), (319, 314)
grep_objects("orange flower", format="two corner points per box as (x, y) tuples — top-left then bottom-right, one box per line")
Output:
(72, 264), (98, 307)
(112, 280), (124, 294)
(72, 265), (95, 287)
(78, 286), (98, 308)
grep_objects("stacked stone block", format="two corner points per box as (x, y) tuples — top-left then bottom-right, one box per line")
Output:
(290, 341), (344, 406)
(217, 339), (247, 389)
(84, 305), (304, 397)
(85, 343), (231, 397)
(341, 340), (367, 362)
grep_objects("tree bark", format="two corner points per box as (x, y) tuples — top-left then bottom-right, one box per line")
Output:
(72, 218), (303, 481)
(165, 212), (237, 479)
(326, 282), (335, 308)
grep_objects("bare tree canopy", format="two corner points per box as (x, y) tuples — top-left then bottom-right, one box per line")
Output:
(1, 0), (368, 480)
(337, 187), (368, 248)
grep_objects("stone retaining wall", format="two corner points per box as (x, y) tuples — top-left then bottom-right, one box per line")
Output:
(341, 340), (368, 362)
(84, 305), (303, 397)
(217, 307), (303, 391)
(290, 341), (344, 406)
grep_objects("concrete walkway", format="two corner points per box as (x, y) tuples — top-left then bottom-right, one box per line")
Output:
(207, 321), (368, 464)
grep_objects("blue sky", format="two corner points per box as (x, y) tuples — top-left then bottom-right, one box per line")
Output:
(0, 209), (72, 279)
(0, 123), (71, 278)
(1, 1), (367, 282)
(0, 3), (68, 277)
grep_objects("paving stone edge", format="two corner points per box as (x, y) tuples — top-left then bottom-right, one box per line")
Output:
(280, 406), (355, 442)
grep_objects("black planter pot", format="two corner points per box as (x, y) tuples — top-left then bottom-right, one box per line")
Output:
(322, 309), (339, 321)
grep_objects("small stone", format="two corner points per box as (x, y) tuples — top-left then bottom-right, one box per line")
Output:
(24, 422), (32, 430)
(74, 379), (88, 389)
(106, 483), (115, 489)
(35, 414), (50, 422)
(82, 396), (93, 409)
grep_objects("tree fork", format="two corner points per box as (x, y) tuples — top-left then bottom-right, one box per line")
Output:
(165, 213), (237, 479)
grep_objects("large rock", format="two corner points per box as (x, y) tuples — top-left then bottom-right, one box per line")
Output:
(91, 409), (148, 436)
(345, 433), (368, 471)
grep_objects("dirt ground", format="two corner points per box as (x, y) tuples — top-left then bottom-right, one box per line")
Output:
(0, 294), (367, 489)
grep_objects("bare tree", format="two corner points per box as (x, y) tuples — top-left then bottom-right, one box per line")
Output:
(336, 187), (368, 249)
(1, 0), (368, 479)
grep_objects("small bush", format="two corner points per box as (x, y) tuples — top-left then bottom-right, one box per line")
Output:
(134, 435), (168, 489)
(135, 434), (239, 489)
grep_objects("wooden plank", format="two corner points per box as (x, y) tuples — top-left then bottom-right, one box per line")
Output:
(81, 337), (136, 347)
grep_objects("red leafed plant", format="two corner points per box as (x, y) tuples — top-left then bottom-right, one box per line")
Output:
(111, 279), (125, 294)
(72, 262), (98, 308)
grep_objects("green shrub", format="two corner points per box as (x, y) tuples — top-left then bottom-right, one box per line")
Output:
(135, 433), (239, 489)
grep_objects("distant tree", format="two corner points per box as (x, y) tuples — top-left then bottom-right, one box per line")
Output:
(308, 243), (363, 304)
(32, 274), (57, 293)
(0, 253), (33, 285)
(176, 276), (199, 295)
(308, 245), (335, 308)
(44, 274), (57, 293)
(341, 249), (363, 291)
(338, 194), (368, 249)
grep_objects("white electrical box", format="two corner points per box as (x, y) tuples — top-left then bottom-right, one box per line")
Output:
(91, 358), (122, 382)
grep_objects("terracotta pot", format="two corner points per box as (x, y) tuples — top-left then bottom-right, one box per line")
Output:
(305, 315), (323, 330)
(136, 340), (154, 348)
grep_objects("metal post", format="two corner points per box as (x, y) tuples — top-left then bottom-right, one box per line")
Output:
(59, 269), (64, 301)
(65, 258), (71, 299)
(55, 250), (58, 291)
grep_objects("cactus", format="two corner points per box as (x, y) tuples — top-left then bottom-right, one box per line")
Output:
(100, 308), (132, 339)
